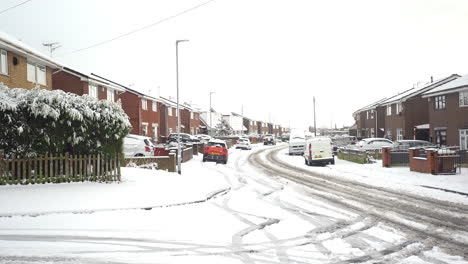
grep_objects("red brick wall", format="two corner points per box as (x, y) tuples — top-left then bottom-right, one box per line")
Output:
(141, 99), (160, 139)
(428, 92), (468, 146)
(181, 109), (190, 134)
(190, 112), (202, 135)
(120, 92), (141, 135)
(52, 71), (85, 95)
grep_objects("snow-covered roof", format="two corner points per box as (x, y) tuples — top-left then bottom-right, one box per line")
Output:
(422, 74), (468, 97)
(0, 30), (61, 69)
(60, 68), (126, 92)
(380, 74), (460, 105)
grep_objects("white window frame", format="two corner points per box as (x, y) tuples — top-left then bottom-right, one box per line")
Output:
(459, 90), (468, 107)
(152, 101), (158, 112)
(88, 84), (98, 99)
(152, 123), (158, 141)
(460, 129), (468, 150)
(396, 128), (403, 140)
(27, 61), (47, 86)
(190, 112), (194, 119)
(168, 107), (172, 116)
(0, 49), (7, 75)
(107, 88), (114, 102)
(396, 102), (402, 114)
(386, 105), (392, 116)
(370, 110), (375, 119)
(191, 127), (194, 135)
(142, 99), (148, 110)
(142, 122), (148, 136)
(435, 95), (446, 109)
(169, 128), (173, 134)
(386, 129), (392, 140)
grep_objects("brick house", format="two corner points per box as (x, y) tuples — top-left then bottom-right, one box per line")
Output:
(377, 75), (459, 141)
(0, 31), (61, 90)
(231, 113), (258, 135)
(184, 102), (203, 135)
(352, 98), (387, 138)
(52, 69), (126, 102)
(257, 121), (269, 135)
(159, 97), (179, 137)
(422, 74), (468, 148)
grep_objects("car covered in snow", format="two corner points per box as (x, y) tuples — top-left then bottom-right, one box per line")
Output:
(168, 133), (200, 143)
(203, 139), (229, 164)
(391, 140), (436, 151)
(289, 134), (305, 155)
(123, 134), (155, 157)
(304, 137), (334, 166)
(235, 138), (252, 150)
(263, 135), (276, 145)
(355, 138), (393, 150)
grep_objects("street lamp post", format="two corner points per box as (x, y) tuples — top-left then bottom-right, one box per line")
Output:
(209, 91), (215, 136)
(176, 39), (188, 175)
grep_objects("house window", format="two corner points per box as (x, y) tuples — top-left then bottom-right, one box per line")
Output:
(396, 128), (403, 140)
(370, 128), (375, 137)
(460, 129), (468, 150)
(396, 103), (402, 114)
(142, 99), (148, 110)
(27, 62), (47, 85)
(168, 107), (172, 116)
(386, 129), (392, 140)
(88, 84), (98, 99)
(386, 105), (392, 116)
(0, 49), (7, 75)
(107, 88), (114, 102)
(169, 128), (173, 134)
(190, 112), (194, 119)
(459, 90), (468, 107)
(142, 123), (148, 136)
(435, 129), (447, 146)
(366, 111), (369, 119)
(152, 123), (158, 142)
(435, 96), (446, 109)
(191, 127), (194, 135)
(152, 101), (158, 112)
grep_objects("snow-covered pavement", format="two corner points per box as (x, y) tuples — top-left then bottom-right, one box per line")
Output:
(0, 144), (467, 263)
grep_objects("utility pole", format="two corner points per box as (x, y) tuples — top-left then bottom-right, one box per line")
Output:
(209, 91), (215, 137)
(176, 39), (189, 175)
(313, 96), (316, 137)
(42, 42), (61, 57)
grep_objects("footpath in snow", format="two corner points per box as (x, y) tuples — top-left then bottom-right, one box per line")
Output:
(276, 147), (468, 205)
(0, 158), (229, 217)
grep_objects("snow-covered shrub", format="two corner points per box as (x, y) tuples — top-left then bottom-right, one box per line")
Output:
(0, 84), (131, 157)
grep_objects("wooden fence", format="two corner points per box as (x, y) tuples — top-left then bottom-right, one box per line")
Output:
(0, 153), (121, 185)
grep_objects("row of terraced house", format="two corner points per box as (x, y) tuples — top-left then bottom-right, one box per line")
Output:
(352, 73), (468, 149)
(0, 31), (287, 142)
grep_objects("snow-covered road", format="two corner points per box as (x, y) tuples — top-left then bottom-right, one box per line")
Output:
(0, 144), (467, 263)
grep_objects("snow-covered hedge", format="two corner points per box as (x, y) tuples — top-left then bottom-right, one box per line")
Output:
(0, 84), (131, 157)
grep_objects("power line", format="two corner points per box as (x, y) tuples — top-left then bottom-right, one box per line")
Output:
(0, 0), (32, 15)
(57, 0), (216, 57)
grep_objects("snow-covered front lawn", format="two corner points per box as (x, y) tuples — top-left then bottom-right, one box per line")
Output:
(0, 159), (229, 217)
(276, 147), (468, 205)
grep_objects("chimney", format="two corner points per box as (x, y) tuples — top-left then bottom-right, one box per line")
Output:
(431, 76), (433, 83)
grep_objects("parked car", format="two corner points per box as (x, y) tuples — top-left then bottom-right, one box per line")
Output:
(123, 134), (155, 157)
(196, 134), (211, 142)
(203, 139), (229, 164)
(289, 135), (305, 155)
(168, 133), (200, 143)
(236, 138), (252, 150)
(355, 138), (393, 150)
(263, 135), (276, 145)
(304, 137), (334, 166)
(392, 140), (436, 151)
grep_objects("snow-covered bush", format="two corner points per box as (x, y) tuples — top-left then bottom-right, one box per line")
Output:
(0, 84), (131, 157)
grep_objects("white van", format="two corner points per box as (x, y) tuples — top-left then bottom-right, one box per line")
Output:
(304, 137), (334, 166)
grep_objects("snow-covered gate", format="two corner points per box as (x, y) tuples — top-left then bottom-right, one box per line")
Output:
(0, 153), (121, 185)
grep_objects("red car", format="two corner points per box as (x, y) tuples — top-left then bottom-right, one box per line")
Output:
(203, 139), (228, 164)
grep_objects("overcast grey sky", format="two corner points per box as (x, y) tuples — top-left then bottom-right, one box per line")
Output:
(1, 0), (468, 130)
